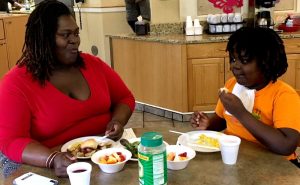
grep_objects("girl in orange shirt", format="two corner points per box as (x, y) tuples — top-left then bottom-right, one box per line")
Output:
(191, 27), (300, 167)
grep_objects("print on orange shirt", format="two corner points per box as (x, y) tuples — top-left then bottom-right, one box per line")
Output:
(252, 108), (261, 120)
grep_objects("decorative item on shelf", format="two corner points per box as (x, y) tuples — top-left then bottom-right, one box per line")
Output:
(208, 0), (243, 13)
(277, 15), (300, 32)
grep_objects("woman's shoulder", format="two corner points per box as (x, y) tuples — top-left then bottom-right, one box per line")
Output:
(0, 66), (34, 91)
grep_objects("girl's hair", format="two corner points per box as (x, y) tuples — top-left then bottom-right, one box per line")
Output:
(17, 0), (83, 85)
(226, 27), (287, 82)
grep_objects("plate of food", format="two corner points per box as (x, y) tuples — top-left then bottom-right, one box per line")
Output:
(177, 130), (225, 152)
(120, 138), (169, 161)
(61, 136), (118, 159)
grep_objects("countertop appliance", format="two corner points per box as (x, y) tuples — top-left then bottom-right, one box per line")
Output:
(255, 0), (277, 29)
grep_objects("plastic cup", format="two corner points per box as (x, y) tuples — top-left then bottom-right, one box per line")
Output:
(67, 162), (92, 185)
(219, 135), (241, 165)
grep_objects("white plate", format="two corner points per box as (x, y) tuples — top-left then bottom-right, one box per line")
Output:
(61, 136), (119, 159)
(177, 131), (225, 152)
(120, 137), (169, 161)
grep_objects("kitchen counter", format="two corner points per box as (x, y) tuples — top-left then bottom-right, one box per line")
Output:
(108, 31), (300, 44)
(109, 32), (300, 114)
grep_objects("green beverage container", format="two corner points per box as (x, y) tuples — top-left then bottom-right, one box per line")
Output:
(138, 132), (167, 185)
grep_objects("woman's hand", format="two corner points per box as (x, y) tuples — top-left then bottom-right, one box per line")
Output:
(190, 111), (210, 130)
(105, 120), (124, 141)
(53, 152), (76, 177)
(219, 91), (247, 117)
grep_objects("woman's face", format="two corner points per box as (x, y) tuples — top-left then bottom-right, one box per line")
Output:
(55, 15), (80, 66)
(230, 51), (267, 90)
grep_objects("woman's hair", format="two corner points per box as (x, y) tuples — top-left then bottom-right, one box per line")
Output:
(226, 27), (287, 82)
(17, 0), (83, 85)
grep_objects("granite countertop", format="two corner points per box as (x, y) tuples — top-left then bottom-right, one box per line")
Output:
(108, 31), (300, 44)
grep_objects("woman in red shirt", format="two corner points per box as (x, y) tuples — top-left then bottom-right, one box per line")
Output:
(0, 0), (135, 177)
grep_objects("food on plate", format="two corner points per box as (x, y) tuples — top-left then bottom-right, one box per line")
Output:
(220, 87), (229, 93)
(120, 139), (139, 159)
(99, 152), (126, 164)
(167, 152), (188, 161)
(197, 134), (220, 148)
(67, 138), (112, 157)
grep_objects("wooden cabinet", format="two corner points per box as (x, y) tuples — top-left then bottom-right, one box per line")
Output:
(111, 36), (300, 113)
(187, 42), (227, 111)
(0, 14), (28, 78)
(188, 58), (224, 111)
(0, 40), (9, 77)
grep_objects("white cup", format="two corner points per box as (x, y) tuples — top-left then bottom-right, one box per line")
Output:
(211, 14), (221, 24)
(216, 25), (223, 33)
(67, 162), (92, 185)
(223, 24), (230, 32)
(209, 24), (216, 33)
(227, 13), (234, 22)
(230, 24), (237, 32)
(219, 135), (241, 165)
(207, 14), (213, 23)
(233, 13), (243, 23)
(236, 23), (243, 30)
(221, 13), (228, 23)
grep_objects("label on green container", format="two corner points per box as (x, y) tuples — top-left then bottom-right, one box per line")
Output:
(138, 151), (167, 185)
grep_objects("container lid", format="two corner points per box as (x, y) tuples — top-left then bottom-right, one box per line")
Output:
(141, 132), (163, 147)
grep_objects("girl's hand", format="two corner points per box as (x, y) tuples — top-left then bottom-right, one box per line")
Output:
(190, 111), (210, 130)
(219, 91), (247, 117)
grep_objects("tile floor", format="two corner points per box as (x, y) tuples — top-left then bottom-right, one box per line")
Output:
(126, 110), (300, 159)
(125, 110), (194, 132)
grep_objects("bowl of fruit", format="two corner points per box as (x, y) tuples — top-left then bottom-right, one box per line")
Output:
(166, 145), (196, 170)
(91, 148), (132, 173)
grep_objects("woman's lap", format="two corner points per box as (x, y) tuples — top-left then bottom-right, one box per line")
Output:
(0, 152), (21, 177)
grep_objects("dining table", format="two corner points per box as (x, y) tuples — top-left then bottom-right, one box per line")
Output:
(1, 127), (300, 185)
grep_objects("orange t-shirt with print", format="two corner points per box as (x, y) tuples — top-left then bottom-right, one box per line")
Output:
(215, 78), (300, 160)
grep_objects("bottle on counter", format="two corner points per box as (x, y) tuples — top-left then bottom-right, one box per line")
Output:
(135, 16), (150, 36)
(138, 132), (167, 185)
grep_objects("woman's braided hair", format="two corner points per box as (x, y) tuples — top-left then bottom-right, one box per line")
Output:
(17, 0), (83, 85)
(226, 27), (288, 83)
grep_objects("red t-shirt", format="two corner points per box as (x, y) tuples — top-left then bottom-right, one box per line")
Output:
(0, 53), (135, 162)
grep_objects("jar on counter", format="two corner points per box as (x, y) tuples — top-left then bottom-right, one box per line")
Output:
(138, 132), (167, 185)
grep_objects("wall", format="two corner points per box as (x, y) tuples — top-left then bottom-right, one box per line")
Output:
(150, 0), (299, 23)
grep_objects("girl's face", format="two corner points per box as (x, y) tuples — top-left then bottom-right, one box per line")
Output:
(55, 15), (80, 66)
(230, 51), (267, 90)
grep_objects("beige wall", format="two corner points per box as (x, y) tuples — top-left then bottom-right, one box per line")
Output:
(150, 0), (298, 23)
(75, 10), (132, 65)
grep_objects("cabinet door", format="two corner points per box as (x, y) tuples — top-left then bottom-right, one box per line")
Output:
(188, 58), (225, 111)
(0, 40), (9, 78)
(4, 16), (28, 69)
(279, 54), (300, 89)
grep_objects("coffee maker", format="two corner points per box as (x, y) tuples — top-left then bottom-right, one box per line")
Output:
(255, 0), (276, 29)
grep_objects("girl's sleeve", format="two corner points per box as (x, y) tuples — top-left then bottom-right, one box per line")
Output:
(0, 77), (33, 162)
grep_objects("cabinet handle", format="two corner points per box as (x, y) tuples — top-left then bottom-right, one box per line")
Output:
(6, 21), (12, 25)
